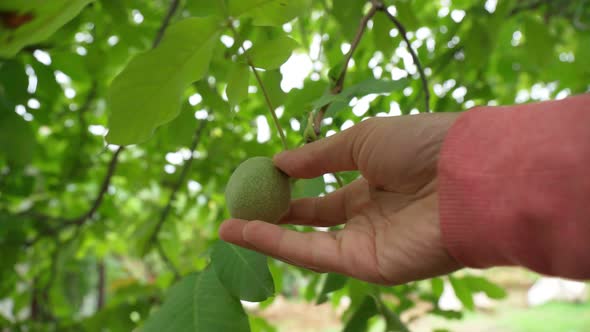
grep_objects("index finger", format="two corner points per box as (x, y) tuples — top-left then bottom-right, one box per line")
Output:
(273, 118), (378, 179)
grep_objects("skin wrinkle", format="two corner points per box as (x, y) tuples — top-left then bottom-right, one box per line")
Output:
(370, 206), (398, 284)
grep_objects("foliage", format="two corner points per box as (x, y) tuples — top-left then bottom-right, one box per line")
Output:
(0, 0), (588, 331)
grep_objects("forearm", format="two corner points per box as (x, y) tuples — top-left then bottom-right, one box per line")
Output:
(438, 94), (590, 279)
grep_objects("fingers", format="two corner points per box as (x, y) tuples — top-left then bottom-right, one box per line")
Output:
(273, 119), (377, 178)
(220, 219), (389, 284)
(220, 219), (345, 273)
(279, 178), (368, 226)
(242, 220), (345, 273)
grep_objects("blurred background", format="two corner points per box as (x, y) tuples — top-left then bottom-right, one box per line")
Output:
(0, 0), (589, 331)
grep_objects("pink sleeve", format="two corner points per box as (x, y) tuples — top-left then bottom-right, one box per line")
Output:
(438, 94), (590, 280)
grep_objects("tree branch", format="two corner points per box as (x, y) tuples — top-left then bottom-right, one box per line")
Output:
(24, 0), (183, 247)
(313, 4), (378, 135)
(374, 1), (430, 113)
(153, 0), (180, 48)
(228, 23), (289, 151)
(24, 147), (123, 247)
(146, 120), (207, 278)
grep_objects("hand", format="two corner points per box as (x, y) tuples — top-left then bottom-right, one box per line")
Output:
(219, 113), (463, 285)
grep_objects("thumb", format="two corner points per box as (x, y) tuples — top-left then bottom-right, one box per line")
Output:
(273, 119), (376, 178)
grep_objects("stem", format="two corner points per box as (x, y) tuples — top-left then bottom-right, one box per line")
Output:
(146, 120), (207, 256)
(374, 1), (430, 113)
(157, 241), (181, 280)
(228, 23), (289, 151)
(249, 64), (289, 150)
(153, 0), (181, 48)
(313, 4), (378, 134)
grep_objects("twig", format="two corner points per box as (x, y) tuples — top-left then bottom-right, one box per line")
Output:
(374, 1), (430, 113)
(31, 277), (39, 321)
(153, 0), (180, 48)
(39, 241), (60, 321)
(97, 260), (105, 310)
(228, 23), (289, 151)
(24, 147), (124, 247)
(145, 120), (207, 277)
(313, 4), (378, 135)
(70, 147), (124, 226)
(157, 241), (181, 280)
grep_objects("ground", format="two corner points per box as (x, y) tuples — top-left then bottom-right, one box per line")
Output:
(257, 268), (590, 332)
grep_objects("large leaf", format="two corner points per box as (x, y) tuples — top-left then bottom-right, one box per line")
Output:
(0, 60), (28, 104)
(142, 269), (250, 332)
(0, 105), (36, 167)
(246, 33), (298, 70)
(228, 0), (307, 26)
(261, 69), (286, 106)
(106, 17), (221, 145)
(211, 241), (274, 302)
(332, 0), (366, 40)
(226, 63), (250, 106)
(0, 0), (93, 57)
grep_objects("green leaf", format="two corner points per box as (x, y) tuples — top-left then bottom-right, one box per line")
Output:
(463, 19), (495, 69)
(372, 13), (395, 56)
(0, 214), (26, 297)
(0, 105), (35, 167)
(248, 316), (277, 332)
(228, 0), (307, 26)
(462, 275), (507, 300)
(332, 0), (365, 40)
(0, 0), (93, 57)
(81, 301), (151, 332)
(0, 60), (29, 104)
(311, 78), (407, 117)
(143, 268), (250, 332)
(376, 298), (410, 332)
(316, 273), (347, 304)
(185, 0), (225, 18)
(343, 295), (378, 332)
(195, 80), (230, 113)
(226, 63), (250, 106)
(211, 241), (275, 302)
(247, 33), (298, 70)
(523, 15), (554, 67)
(261, 69), (286, 107)
(157, 102), (200, 150)
(284, 80), (329, 116)
(430, 308), (463, 320)
(106, 17), (221, 145)
(292, 176), (325, 199)
(395, 0), (419, 31)
(449, 276), (474, 311)
(431, 277), (444, 299)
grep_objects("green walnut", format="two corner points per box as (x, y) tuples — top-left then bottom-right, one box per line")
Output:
(225, 156), (291, 224)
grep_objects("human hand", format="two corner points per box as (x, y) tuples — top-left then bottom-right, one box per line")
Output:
(219, 113), (463, 285)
